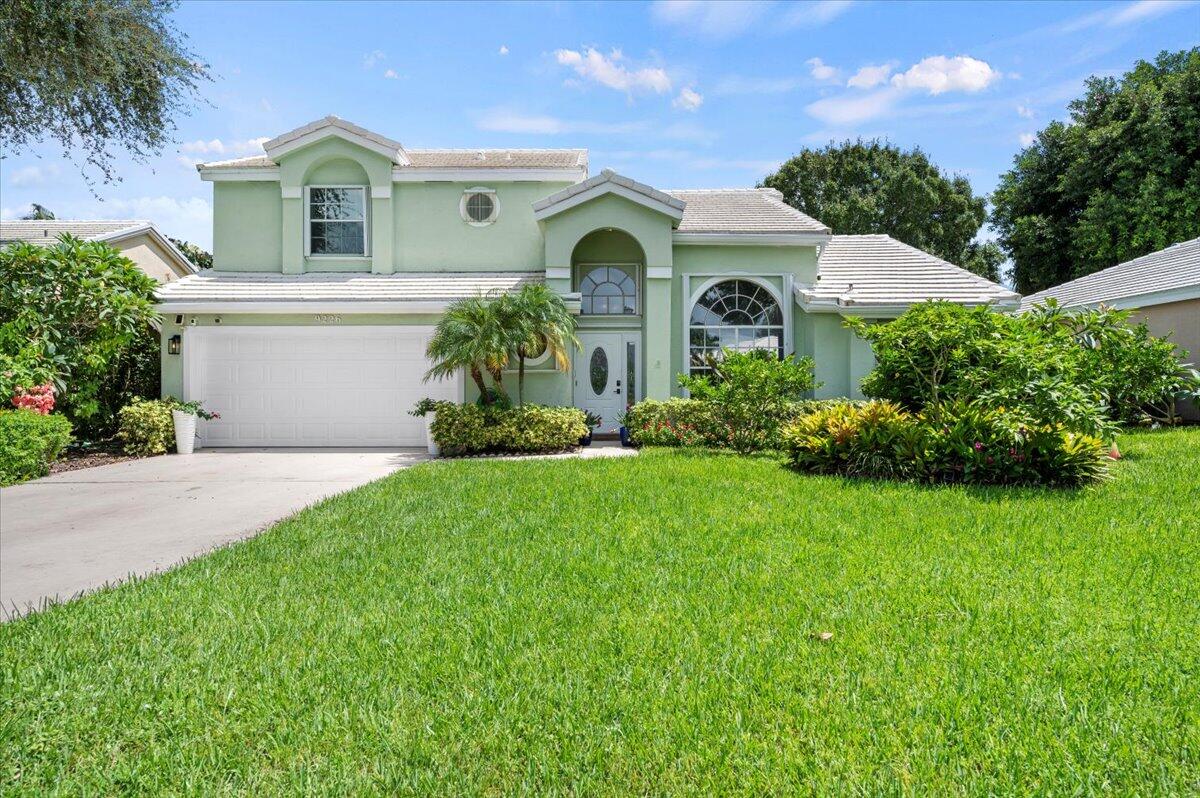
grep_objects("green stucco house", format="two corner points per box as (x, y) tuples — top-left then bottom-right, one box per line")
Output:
(157, 116), (1018, 447)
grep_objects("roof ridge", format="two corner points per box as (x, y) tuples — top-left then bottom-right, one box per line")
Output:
(406, 147), (587, 153)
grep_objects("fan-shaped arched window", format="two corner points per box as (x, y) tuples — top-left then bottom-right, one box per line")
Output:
(579, 267), (637, 315)
(689, 279), (784, 377)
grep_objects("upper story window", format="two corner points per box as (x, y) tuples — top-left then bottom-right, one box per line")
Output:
(460, 187), (498, 226)
(306, 186), (367, 257)
(579, 266), (638, 315)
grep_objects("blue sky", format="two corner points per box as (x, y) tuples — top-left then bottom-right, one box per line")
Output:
(2, 0), (1197, 250)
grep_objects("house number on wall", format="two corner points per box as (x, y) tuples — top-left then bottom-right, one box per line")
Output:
(314, 314), (343, 323)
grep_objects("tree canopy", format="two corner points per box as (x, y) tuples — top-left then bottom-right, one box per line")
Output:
(761, 139), (996, 279)
(169, 238), (213, 270)
(0, 0), (208, 182)
(991, 49), (1200, 295)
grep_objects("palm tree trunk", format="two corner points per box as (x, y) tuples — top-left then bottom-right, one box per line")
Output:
(518, 354), (526, 407)
(487, 364), (508, 403)
(469, 364), (490, 405)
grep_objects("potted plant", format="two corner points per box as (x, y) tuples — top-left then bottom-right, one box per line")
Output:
(171, 400), (219, 455)
(618, 409), (632, 447)
(580, 411), (602, 446)
(411, 398), (443, 457)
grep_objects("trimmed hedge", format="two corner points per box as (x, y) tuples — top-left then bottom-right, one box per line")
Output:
(0, 409), (73, 486)
(422, 402), (588, 456)
(781, 400), (1109, 487)
(117, 398), (178, 456)
(625, 398), (861, 450)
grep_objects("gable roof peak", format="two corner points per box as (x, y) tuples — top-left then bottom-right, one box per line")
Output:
(262, 115), (409, 165)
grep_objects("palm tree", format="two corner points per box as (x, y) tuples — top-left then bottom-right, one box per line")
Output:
(506, 283), (579, 406)
(423, 295), (512, 405)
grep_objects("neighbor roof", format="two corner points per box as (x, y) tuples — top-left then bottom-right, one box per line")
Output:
(800, 234), (1020, 312)
(0, 219), (196, 274)
(155, 270), (547, 310)
(1019, 237), (1200, 311)
(667, 188), (830, 235)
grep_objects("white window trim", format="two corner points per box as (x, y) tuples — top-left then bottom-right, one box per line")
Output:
(304, 185), (370, 258)
(460, 187), (499, 227)
(576, 262), (641, 316)
(683, 275), (791, 385)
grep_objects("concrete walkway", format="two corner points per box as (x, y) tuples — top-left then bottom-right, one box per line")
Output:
(0, 449), (426, 617)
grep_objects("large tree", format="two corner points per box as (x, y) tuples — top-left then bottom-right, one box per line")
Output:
(762, 139), (995, 278)
(0, 0), (208, 182)
(991, 49), (1200, 295)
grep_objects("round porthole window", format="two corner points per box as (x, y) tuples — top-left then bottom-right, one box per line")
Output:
(460, 188), (498, 226)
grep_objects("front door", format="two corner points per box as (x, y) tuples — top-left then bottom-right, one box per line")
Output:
(574, 332), (639, 433)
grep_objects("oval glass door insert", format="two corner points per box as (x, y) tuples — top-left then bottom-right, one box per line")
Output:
(590, 347), (608, 396)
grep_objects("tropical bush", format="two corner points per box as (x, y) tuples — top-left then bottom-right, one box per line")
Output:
(0, 409), (73, 485)
(677, 349), (819, 453)
(782, 400), (1108, 487)
(117, 398), (179, 457)
(845, 301), (1200, 437)
(414, 401), (587, 456)
(626, 396), (858, 450)
(0, 237), (160, 438)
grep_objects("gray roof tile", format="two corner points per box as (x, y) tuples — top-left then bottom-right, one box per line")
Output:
(806, 234), (1019, 308)
(667, 188), (829, 234)
(0, 220), (148, 246)
(156, 271), (544, 304)
(1019, 237), (1200, 311)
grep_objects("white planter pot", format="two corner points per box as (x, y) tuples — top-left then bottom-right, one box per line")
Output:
(172, 410), (198, 455)
(425, 412), (439, 457)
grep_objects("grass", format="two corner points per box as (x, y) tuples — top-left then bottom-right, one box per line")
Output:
(2, 429), (1198, 795)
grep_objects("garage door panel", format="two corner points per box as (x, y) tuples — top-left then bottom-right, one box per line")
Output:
(194, 327), (455, 447)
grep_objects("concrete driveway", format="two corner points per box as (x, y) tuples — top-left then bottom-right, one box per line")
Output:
(0, 449), (426, 617)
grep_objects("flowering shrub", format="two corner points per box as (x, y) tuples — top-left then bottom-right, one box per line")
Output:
(781, 400), (1108, 487)
(414, 401), (587, 456)
(11, 383), (55, 415)
(626, 398), (860, 450)
(117, 398), (179, 456)
(0, 409), (72, 485)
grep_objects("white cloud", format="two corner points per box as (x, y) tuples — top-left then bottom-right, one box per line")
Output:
(847, 63), (893, 89)
(179, 137), (269, 157)
(889, 55), (1000, 95)
(8, 164), (60, 187)
(806, 57), (839, 82)
(1016, 104), (1034, 118)
(499, 45), (509, 56)
(1060, 0), (1195, 31)
(362, 50), (386, 69)
(650, 0), (771, 39)
(100, 196), (213, 248)
(383, 69), (401, 80)
(781, 0), (855, 28)
(1019, 132), (1036, 147)
(554, 47), (672, 94)
(673, 86), (704, 111)
(805, 88), (900, 125)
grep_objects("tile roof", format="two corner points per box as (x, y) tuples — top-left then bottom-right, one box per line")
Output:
(803, 234), (1020, 309)
(1019, 237), (1200, 311)
(0, 219), (148, 245)
(156, 270), (544, 304)
(262, 115), (405, 160)
(532, 169), (686, 220)
(667, 188), (829, 234)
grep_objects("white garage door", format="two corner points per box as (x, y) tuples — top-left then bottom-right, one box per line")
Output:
(187, 326), (460, 447)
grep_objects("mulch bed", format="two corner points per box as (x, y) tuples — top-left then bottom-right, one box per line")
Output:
(49, 442), (140, 474)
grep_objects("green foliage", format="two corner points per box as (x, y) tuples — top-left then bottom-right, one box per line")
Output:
(762, 139), (995, 277)
(116, 398), (178, 457)
(625, 399), (718, 447)
(19, 203), (55, 220)
(782, 400), (1108, 487)
(0, 0), (209, 182)
(503, 283), (579, 406)
(847, 302), (1114, 438)
(168, 238), (212, 270)
(421, 401), (588, 456)
(0, 408), (72, 485)
(959, 241), (1006, 283)
(425, 296), (515, 405)
(0, 237), (160, 436)
(678, 349), (819, 453)
(991, 49), (1200, 294)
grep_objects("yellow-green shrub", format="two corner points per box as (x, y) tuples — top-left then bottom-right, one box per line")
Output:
(0, 409), (72, 485)
(421, 402), (588, 456)
(117, 398), (178, 456)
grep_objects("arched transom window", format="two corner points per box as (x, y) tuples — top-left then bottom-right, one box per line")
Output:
(579, 267), (637, 315)
(689, 279), (784, 376)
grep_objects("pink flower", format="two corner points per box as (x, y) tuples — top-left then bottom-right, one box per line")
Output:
(973, 441), (983, 451)
(12, 383), (55, 415)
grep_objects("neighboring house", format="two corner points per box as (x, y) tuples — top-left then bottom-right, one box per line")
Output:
(1021, 236), (1200, 420)
(0, 220), (197, 283)
(156, 115), (1017, 447)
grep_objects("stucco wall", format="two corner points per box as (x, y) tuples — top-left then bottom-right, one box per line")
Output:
(1135, 297), (1200, 419)
(116, 233), (189, 283)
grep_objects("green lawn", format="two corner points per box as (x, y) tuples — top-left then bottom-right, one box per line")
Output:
(2, 430), (1198, 794)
